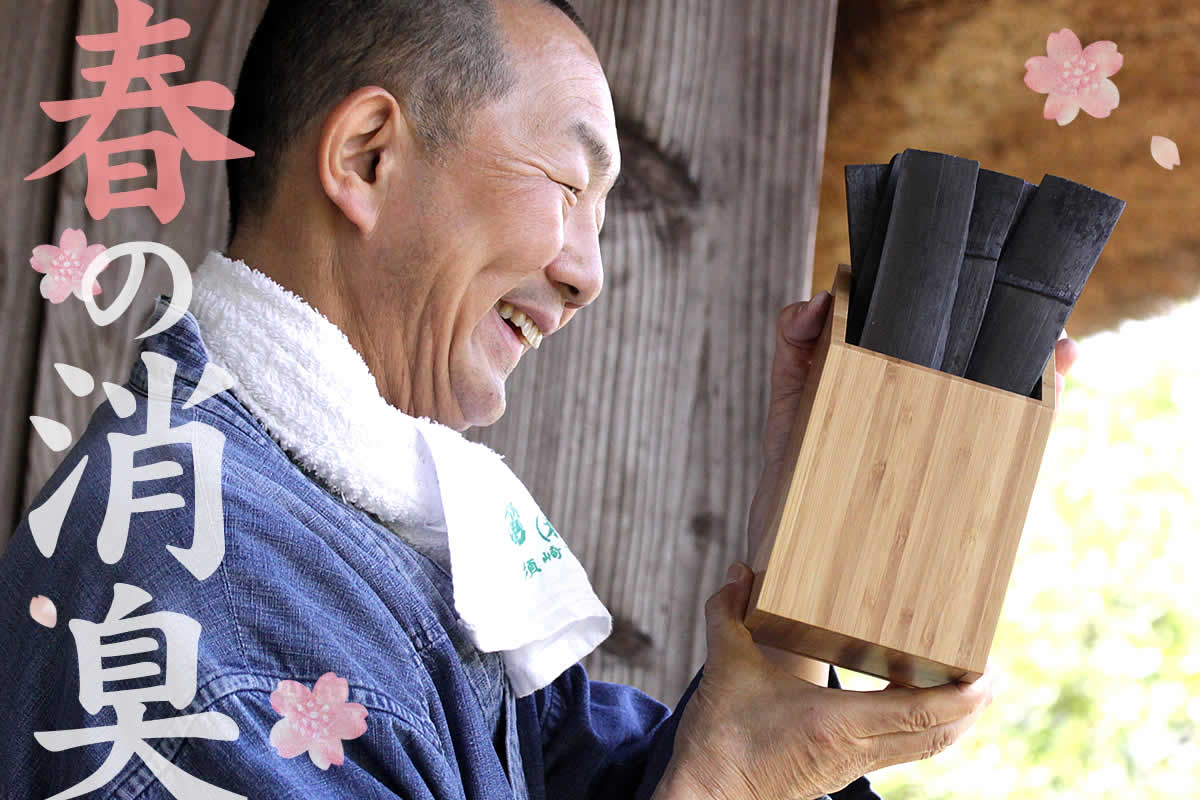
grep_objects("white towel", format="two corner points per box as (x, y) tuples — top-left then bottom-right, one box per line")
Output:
(188, 251), (611, 697)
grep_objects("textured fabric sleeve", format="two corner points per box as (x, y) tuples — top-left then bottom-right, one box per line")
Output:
(529, 663), (881, 800)
(527, 663), (703, 800)
(102, 687), (464, 800)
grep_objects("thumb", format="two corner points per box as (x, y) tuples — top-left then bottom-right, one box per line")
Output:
(704, 562), (756, 658)
(780, 290), (831, 347)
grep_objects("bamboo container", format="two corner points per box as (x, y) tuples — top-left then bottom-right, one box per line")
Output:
(745, 265), (1056, 687)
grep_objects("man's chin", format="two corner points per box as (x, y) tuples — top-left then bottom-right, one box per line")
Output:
(450, 377), (507, 431)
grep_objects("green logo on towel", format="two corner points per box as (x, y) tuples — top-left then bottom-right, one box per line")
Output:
(536, 515), (559, 543)
(505, 503), (526, 545)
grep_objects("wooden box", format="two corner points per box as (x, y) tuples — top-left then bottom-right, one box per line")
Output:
(745, 265), (1055, 687)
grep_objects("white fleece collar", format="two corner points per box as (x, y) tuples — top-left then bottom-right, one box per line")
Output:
(189, 251), (455, 555)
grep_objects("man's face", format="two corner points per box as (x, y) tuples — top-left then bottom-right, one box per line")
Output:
(365, 1), (620, 431)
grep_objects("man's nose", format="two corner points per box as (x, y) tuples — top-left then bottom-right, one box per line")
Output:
(547, 212), (604, 307)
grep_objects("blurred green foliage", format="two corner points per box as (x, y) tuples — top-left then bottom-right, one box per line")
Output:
(842, 305), (1200, 798)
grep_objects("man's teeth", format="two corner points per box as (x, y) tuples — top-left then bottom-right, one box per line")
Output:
(497, 301), (544, 349)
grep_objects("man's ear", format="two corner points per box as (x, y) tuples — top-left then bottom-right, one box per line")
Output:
(317, 87), (411, 235)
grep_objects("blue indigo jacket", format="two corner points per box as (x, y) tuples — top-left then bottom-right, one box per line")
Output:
(0, 305), (876, 800)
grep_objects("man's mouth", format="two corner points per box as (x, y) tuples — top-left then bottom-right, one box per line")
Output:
(496, 301), (544, 349)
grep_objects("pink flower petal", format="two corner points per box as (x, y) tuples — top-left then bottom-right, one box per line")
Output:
(269, 717), (312, 759)
(1023, 55), (1059, 94)
(58, 228), (88, 253)
(270, 680), (311, 716)
(311, 736), (345, 770)
(312, 672), (350, 705)
(1046, 28), (1082, 63)
(329, 702), (369, 740)
(29, 595), (57, 628)
(1055, 104), (1080, 126)
(308, 742), (333, 771)
(30, 245), (59, 274)
(81, 244), (107, 269)
(79, 244), (108, 296)
(41, 274), (72, 304)
(1082, 40), (1123, 77)
(1151, 136), (1181, 169)
(1078, 78), (1119, 118)
(1043, 94), (1080, 125)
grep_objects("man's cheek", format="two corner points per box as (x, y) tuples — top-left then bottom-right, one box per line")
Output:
(494, 194), (566, 270)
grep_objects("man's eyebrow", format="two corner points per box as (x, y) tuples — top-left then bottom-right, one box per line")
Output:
(571, 119), (617, 184)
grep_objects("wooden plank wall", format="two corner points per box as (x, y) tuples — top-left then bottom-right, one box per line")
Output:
(474, 0), (839, 701)
(0, 0), (837, 704)
(0, 0), (81, 554)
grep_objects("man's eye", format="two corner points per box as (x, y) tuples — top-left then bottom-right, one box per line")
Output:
(560, 182), (582, 197)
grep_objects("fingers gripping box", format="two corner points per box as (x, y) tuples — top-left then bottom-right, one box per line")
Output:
(745, 265), (1056, 687)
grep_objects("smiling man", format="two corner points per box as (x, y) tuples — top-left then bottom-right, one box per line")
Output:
(226, 0), (616, 431)
(0, 0), (1080, 798)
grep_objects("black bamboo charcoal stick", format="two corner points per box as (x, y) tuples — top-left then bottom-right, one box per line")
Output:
(940, 170), (1030, 376)
(847, 152), (903, 345)
(845, 163), (891, 273)
(1012, 179), (1037, 229)
(965, 175), (1125, 395)
(859, 149), (980, 369)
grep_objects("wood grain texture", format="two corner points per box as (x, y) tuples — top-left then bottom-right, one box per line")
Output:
(21, 0), (269, 515)
(471, 0), (838, 701)
(0, 0), (79, 546)
(747, 266), (1055, 687)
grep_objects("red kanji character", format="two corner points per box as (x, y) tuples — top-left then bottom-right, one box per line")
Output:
(25, 0), (252, 223)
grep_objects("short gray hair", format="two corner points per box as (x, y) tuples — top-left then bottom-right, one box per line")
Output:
(225, 0), (585, 239)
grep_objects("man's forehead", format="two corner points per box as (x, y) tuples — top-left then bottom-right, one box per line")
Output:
(494, 0), (619, 180)
(570, 118), (620, 183)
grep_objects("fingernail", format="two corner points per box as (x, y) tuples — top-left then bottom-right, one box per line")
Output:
(725, 563), (745, 584)
(803, 292), (830, 315)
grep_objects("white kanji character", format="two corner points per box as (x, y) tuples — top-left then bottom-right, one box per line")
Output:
(81, 241), (193, 340)
(28, 352), (234, 580)
(34, 583), (244, 800)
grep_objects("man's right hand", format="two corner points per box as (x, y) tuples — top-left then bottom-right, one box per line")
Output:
(654, 562), (995, 800)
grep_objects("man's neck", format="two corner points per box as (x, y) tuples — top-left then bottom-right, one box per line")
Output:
(226, 224), (426, 424)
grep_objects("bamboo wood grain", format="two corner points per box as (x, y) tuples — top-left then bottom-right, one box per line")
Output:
(747, 265), (1055, 687)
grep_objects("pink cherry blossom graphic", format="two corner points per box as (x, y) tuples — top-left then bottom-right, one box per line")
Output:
(29, 228), (108, 304)
(29, 595), (58, 628)
(1151, 136), (1181, 170)
(1024, 28), (1123, 126)
(269, 672), (368, 770)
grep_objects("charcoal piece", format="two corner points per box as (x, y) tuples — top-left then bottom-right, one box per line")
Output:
(847, 152), (903, 345)
(940, 170), (1029, 376)
(1012, 179), (1037, 228)
(859, 149), (980, 368)
(966, 175), (1125, 394)
(845, 163), (891, 272)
